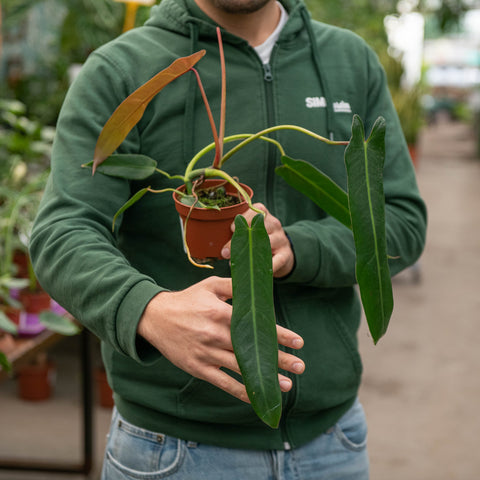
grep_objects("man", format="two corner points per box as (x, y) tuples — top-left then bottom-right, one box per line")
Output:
(30, 0), (427, 478)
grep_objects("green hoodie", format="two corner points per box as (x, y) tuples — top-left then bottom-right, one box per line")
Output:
(30, 0), (426, 449)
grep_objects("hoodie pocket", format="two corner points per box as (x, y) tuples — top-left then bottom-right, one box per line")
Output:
(283, 289), (363, 415)
(177, 376), (260, 425)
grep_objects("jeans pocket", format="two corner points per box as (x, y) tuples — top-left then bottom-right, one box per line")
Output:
(104, 412), (185, 479)
(333, 399), (368, 452)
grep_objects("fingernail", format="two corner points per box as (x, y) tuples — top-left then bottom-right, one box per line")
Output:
(280, 379), (291, 391)
(292, 338), (303, 349)
(293, 362), (304, 373)
(221, 247), (230, 259)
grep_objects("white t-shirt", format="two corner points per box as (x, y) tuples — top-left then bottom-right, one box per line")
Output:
(253, 2), (289, 64)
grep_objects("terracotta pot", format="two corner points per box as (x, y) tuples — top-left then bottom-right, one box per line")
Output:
(17, 289), (51, 336)
(5, 306), (21, 326)
(17, 360), (56, 401)
(95, 367), (114, 408)
(19, 289), (51, 313)
(173, 179), (253, 260)
(13, 250), (29, 279)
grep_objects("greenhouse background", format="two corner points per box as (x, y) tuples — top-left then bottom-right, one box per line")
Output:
(1, 1), (480, 479)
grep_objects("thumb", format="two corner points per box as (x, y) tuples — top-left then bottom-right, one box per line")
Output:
(206, 276), (232, 301)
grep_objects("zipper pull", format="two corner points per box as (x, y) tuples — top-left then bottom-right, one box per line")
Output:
(263, 63), (273, 82)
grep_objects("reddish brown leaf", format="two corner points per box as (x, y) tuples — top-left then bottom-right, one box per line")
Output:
(92, 50), (206, 173)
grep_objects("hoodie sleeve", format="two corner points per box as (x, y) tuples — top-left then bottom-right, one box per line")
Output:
(281, 43), (427, 288)
(29, 50), (164, 364)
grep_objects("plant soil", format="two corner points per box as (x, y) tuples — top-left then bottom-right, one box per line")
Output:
(195, 184), (240, 208)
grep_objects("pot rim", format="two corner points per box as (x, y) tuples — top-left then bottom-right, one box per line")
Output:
(173, 179), (253, 220)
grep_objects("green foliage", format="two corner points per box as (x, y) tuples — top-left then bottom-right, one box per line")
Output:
(390, 84), (424, 145)
(275, 116), (392, 344)
(276, 156), (351, 229)
(306, 0), (474, 45)
(0, 351), (12, 372)
(1, 0), (155, 124)
(82, 154), (158, 180)
(231, 214), (281, 428)
(0, 96), (79, 361)
(3, 0), (125, 63)
(381, 52), (425, 146)
(422, 0), (471, 36)
(305, 0), (395, 54)
(0, 98), (52, 302)
(0, 311), (18, 335)
(38, 311), (82, 336)
(0, 99), (55, 172)
(345, 116), (393, 342)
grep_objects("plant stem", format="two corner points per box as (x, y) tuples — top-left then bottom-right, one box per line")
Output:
(155, 168), (186, 182)
(184, 134), (284, 180)
(214, 27), (226, 169)
(220, 125), (349, 167)
(191, 68), (220, 162)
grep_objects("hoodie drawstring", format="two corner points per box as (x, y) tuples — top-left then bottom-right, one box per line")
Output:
(300, 8), (335, 141)
(183, 21), (200, 164)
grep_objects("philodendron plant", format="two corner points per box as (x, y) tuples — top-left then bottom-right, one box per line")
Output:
(84, 29), (393, 428)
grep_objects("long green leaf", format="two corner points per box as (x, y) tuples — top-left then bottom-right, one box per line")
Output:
(93, 50), (206, 172)
(230, 214), (281, 428)
(82, 154), (157, 180)
(345, 115), (393, 343)
(276, 156), (352, 229)
(112, 187), (151, 231)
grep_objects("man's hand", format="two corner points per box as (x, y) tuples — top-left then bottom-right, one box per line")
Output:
(137, 276), (304, 403)
(221, 203), (295, 278)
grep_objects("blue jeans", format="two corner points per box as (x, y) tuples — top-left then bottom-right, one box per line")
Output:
(101, 399), (369, 480)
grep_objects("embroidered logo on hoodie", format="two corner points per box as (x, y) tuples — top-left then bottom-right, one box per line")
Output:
(305, 96), (326, 108)
(333, 101), (352, 113)
(305, 97), (352, 114)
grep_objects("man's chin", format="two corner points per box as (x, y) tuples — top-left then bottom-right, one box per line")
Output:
(211, 0), (273, 15)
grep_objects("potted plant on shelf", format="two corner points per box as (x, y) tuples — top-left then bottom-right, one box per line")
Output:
(83, 28), (393, 428)
(0, 192), (80, 379)
(0, 99), (80, 375)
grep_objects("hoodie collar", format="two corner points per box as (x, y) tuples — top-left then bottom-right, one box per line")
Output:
(145, 0), (309, 45)
(145, 0), (333, 139)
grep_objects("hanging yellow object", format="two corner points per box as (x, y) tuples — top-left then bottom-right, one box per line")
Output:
(113, 0), (156, 32)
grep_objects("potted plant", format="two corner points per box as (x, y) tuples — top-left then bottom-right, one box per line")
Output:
(0, 99), (80, 372)
(83, 29), (393, 428)
(390, 84), (424, 166)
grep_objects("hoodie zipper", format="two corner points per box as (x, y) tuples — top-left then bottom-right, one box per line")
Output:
(262, 52), (295, 449)
(262, 60), (277, 214)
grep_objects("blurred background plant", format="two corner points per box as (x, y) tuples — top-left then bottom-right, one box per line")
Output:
(0, 97), (79, 371)
(1, 0), (478, 139)
(0, 1), (149, 363)
(0, 98), (52, 303)
(0, 0), (152, 125)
